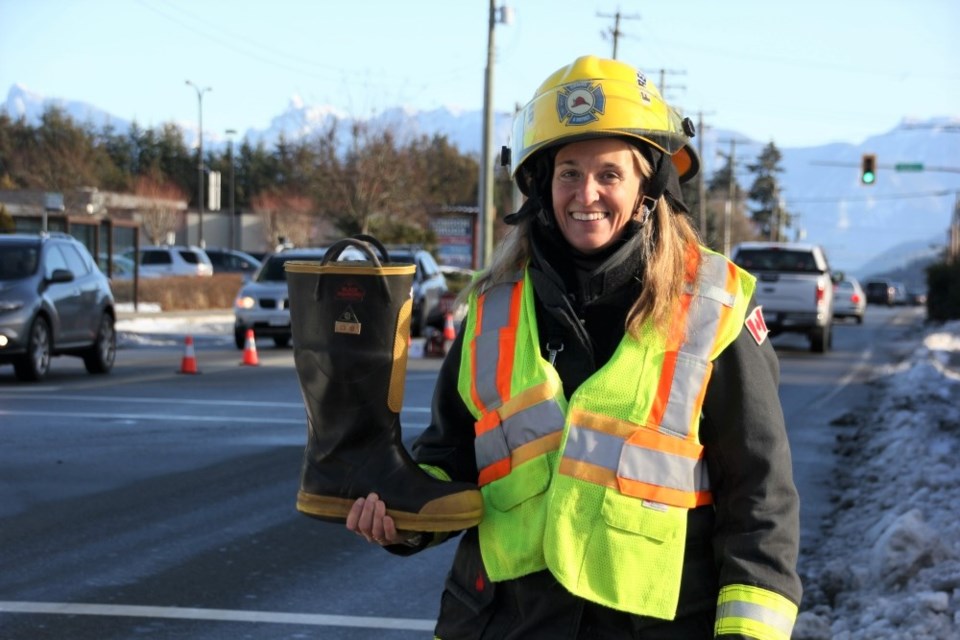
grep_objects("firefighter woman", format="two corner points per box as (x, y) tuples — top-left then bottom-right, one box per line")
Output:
(347, 55), (802, 640)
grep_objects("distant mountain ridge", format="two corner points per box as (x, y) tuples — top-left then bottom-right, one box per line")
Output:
(5, 83), (960, 273)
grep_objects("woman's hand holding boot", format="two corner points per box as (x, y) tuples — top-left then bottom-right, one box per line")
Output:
(346, 492), (423, 547)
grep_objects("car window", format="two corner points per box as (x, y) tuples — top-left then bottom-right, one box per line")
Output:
(43, 245), (70, 278)
(179, 249), (202, 265)
(734, 249), (822, 273)
(142, 250), (172, 265)
(59, 243), (91, 276)
(0, 246), (39, 279)
(260, 256), (298, 281)
(418, 252), (440, 277)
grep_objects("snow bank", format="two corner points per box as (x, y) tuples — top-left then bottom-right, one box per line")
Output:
(794, 321), (960, 639)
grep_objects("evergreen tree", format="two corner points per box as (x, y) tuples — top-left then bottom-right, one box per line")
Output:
(746, 142), (792, 241)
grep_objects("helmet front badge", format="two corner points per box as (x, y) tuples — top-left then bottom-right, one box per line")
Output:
(556, 81), (606, 126)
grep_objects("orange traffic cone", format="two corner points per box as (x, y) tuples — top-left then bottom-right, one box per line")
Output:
(442, 312), (456, 355)
(241, 329), (260, 366)
(179, 336), (200, 374)
(443, 312), (456, 341)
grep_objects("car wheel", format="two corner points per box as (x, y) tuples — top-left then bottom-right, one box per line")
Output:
(83, 313), (116, 374)
(810, 324), (830, 354)
(855, 314), (864, 325)
(234, 327), (247, 350)
(273, 335), (291, 348)
(14, 316), (52, 382)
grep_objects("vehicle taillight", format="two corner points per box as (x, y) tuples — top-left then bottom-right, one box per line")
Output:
(815, 282), (825, 304)
(851, 293), (861, 303)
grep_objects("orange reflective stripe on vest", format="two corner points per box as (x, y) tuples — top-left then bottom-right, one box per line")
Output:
(470, 273), (565, 486)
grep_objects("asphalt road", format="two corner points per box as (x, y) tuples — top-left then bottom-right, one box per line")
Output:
(0, 303), (925, 639)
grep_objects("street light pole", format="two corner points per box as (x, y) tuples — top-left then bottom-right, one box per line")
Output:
(226, 128), (237, 250)
(185, 80), (211, 247)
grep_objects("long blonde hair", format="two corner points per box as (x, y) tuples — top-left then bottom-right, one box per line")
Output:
(466, 144), (701, 335)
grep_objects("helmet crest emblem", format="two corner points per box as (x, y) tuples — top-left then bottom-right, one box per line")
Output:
(556, 81), (606, 126)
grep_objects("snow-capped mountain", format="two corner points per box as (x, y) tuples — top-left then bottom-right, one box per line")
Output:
(5, 84), (959, 272)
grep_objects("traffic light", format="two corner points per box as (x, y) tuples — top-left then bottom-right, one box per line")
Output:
(860, 153), (877, 185)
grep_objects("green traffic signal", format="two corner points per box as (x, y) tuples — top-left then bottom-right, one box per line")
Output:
(860, 153), (877, 186)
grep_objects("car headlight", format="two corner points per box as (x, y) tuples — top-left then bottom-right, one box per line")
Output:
(235, 295), (256, 310)
(0, 299), (25, 312)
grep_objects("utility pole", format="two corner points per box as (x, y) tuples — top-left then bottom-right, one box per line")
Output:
(657, 69), (686, 101)
(717, 138), (751, 256)
(692, 110), (714, 238)
(479, 2), (512, 269)
(226, 129), (237, 250)
(597, 10), (641, 59)
(185, 80), (211, 248)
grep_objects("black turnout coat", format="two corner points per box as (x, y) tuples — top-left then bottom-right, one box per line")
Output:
(400, 223), (802, 639)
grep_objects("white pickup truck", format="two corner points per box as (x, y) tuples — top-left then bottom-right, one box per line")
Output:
(731, 242), (838, 353)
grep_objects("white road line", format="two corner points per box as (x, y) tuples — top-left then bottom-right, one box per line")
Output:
(812, 346), (875, 409)
(0, 601), (435, 631)
(0, 393), (431, 413)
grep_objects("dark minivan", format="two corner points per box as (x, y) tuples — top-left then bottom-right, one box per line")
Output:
(863, 280), (895, 306)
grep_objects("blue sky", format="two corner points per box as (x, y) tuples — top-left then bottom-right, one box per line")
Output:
(1, 0), (958, 149)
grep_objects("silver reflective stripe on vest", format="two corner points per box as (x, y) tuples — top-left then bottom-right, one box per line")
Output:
(473, 279), (517, 411)
(565, 424), (709, 494)
(475, 399), (565, 469)
(658, 251), (733, 437)
(716, 600), (795, 638)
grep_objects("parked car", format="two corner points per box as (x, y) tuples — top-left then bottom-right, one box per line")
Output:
(386, 245), (449, 337)
(233, 244), (448, 349)
(202, 247), (262, 278)
(97, 253), (161, 281)
(863, 279), (896, 306)
(832, 277), (866, 324)
(123, 245), (213, 277)
(0, 232), (116, 381)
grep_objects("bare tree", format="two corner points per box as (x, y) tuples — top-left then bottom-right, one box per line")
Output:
(252, 189), (328, 249)
(134, 175), (186, 245)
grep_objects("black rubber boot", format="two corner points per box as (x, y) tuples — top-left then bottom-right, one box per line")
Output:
(286, 236), (483, 532)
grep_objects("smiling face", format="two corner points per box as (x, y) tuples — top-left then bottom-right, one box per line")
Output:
(550, 138), (644, 254)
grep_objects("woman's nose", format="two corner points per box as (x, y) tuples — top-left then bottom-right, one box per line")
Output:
(574, 175), (600, 203)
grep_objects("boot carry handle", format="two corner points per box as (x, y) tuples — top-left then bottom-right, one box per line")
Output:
(321, 236), (386, 267)
(350, 234), (391, 263)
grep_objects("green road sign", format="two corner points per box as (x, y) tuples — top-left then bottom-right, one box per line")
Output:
(894, 163), (924, 172)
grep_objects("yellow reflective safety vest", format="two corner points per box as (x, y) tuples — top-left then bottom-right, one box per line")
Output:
(458, 246), (783, 624)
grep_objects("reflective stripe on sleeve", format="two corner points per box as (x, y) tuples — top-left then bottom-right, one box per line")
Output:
(715, 584), (797, 640)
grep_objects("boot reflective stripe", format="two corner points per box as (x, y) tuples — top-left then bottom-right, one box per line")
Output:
(715, 584), (797, 640)
(284, 261), (416, 276)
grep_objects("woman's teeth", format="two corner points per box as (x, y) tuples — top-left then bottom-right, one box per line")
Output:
(571, 211), (606, 221)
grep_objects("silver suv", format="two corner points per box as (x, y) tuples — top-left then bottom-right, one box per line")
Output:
(0, 233), (117, 381)
(123, 245), (213, 277)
